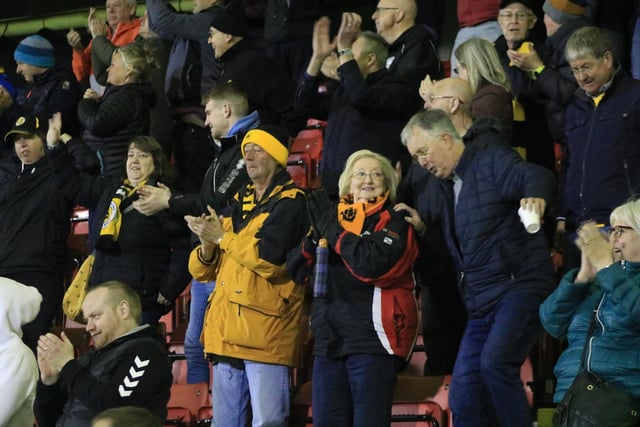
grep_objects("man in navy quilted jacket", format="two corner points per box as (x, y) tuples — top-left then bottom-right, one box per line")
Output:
(400, 109), (555, 427)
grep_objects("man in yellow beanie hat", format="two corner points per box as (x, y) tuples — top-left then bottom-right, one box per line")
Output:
(185, 123), (309, 427)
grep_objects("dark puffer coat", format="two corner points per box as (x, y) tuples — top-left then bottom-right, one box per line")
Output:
(78, 82), (155, 176)
(48, 145), (191, 318)
(423, 120), (556, 317)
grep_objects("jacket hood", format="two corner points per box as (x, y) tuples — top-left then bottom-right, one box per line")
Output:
(0, 278), (42, 343)
(227, 110), (260, 137)
(463, 117), (504, 143)
(31, 66), (75, 87)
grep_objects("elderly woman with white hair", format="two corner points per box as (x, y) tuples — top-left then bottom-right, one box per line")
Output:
(540, 198), (640, 410)
(289, 149), (419, 427)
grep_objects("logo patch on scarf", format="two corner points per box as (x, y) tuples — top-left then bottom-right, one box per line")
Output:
(341, 207), (357, 222)
(102, 200), (118, 229)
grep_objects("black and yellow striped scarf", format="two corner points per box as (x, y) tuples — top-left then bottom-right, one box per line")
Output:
(96, 179), (146, 250)
(241, 183), (257, 220)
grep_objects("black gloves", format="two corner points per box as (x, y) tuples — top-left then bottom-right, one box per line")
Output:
(307, 189), (339, 239)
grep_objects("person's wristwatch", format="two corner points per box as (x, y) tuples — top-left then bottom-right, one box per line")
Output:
(338, 48), (353, 58)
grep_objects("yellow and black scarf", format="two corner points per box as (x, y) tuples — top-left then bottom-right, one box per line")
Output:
(337, 192), (389, 235)
(96, 179), (146, 250)
(241, 183), (257, 220)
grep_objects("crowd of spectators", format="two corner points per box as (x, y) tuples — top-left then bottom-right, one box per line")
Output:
(1, 0), (640, 425)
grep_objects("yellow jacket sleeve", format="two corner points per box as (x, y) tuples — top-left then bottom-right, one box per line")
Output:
(188, 245), (219, 282)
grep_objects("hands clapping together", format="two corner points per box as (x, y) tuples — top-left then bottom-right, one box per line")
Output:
(574, 221), (614, 283)
(185, 206), (225, 262)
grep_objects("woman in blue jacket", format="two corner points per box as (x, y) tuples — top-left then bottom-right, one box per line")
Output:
(540, 199), (640, 403)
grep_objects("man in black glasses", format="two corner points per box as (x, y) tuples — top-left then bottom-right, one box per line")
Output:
(419, 77), (474, 135)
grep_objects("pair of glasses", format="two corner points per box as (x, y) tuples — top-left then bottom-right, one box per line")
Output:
(427, 94), (464, 104)
(498, 11), (532, 20)
(608, 225), (634, 238)
(411, 147), (431, 164)
(570, 55), (606, 76)
(374, 7), (399, 13)
(352, 170), (385, 181)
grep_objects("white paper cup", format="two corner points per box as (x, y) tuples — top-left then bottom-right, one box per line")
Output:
(518, 207), (541, 234)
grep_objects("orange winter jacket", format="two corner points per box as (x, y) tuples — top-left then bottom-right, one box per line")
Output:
(71, 18), (141, 82)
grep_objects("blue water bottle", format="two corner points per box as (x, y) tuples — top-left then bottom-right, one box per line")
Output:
(313, 238), (329, 298)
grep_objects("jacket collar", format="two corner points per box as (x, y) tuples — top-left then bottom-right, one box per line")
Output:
(456, 118), (503, 177)
(366, 67), (388, 84)
(218, 38), (250, 62)
(95, 324), (157, 353)
(574, 65), (624, 101)
(227, 110), (260, 137)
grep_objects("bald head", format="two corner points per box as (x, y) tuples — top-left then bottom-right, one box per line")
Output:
(373, 0), (417, 43)
(397, 0), (417, 20)
(424, 78), (473, 136)
(435, 78), (473, 106)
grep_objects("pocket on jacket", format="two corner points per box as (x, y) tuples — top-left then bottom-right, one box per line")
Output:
(223, 287), (297, 350)
(223, 304), (282, 350)
(227, 285), (292, 317)
(388, 292), (418, 348)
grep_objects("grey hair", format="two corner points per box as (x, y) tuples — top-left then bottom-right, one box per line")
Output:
(565, 26), (616, 63)
(401, 109), (462, 147)
(610, 198), (640, 232)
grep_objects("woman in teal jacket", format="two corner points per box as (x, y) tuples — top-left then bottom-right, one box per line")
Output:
(540, 198), (640, 403)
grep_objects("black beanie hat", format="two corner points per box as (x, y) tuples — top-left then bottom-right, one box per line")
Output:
(209, 0), (249, 38)
(499, 0), (536, 11)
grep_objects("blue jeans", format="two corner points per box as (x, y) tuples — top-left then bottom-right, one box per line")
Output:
(312, 354), (399, 427)
(449, 291), (541, 427)
(450, 20), (502, 77)
(212, 360), (290, 427)
(185, 279), (215, 384)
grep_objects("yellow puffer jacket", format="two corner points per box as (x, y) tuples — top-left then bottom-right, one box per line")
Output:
(189, 175), (308, 367)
